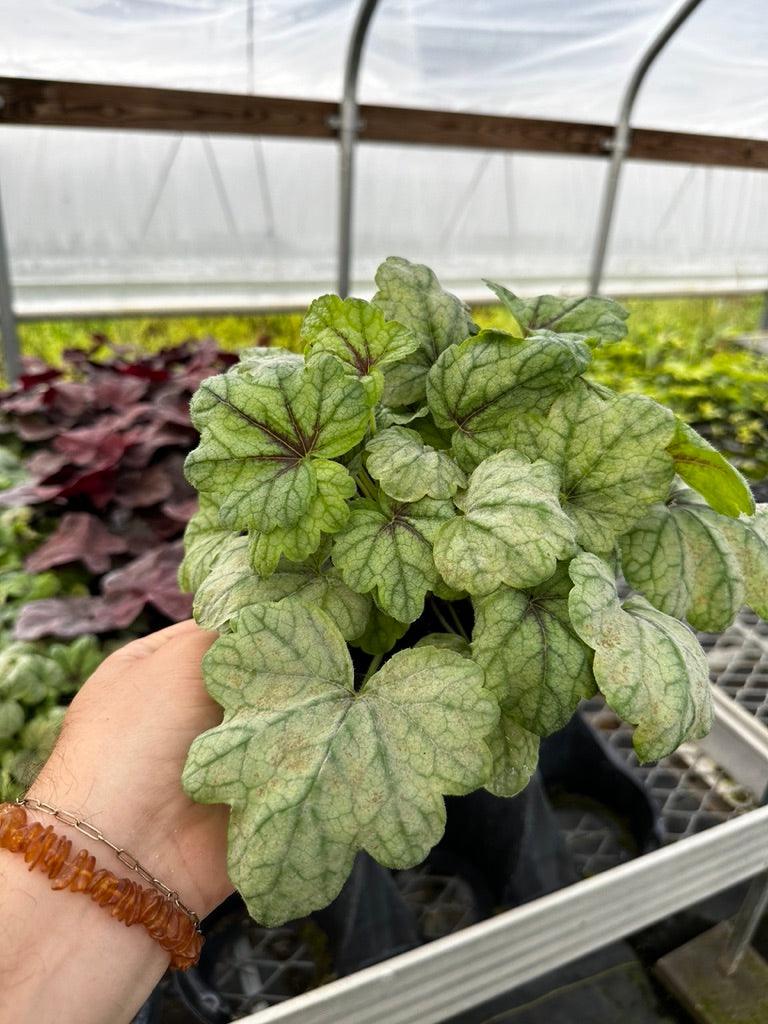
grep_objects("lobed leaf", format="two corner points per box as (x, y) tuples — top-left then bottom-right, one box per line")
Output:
(364, 426), (466, 502)
(185, 354), (367, 534)
(568, 552), (713, 761)
(507, 380), (676, 553)
(413, 632), (472, 656)
(472, 567), (595, 736)
(183, 600), (497, 925)
(619, 487), (745, 631)
(351, 601), (409, 655)
(301, 294), (419, 403)
(483, 708), (540, 798)
(432, 451), (576, 594)
(178, 495), (230, 592)
(484, 280), (629, 344)
(372, 256), (478, 406)
(426, 329), (591, 470)
(332, 495), (455, 622)
(725, 505), (768, 619)
(246, 460), (355, 575)
(193, 533), (370, 640)
(24, 511), (128, 575)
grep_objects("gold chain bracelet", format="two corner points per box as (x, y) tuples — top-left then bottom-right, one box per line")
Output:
(19, 797), (200, 926)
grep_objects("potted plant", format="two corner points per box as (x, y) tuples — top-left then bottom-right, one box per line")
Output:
(178, 256), (767, 932)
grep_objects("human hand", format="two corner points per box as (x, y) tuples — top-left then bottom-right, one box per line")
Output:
(1, 620), (235, 1023)
(26, 618), (234, 920)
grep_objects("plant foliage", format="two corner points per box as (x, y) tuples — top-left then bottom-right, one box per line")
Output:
(0, 503), (107, 799)
(583, 297), (768, 482)
(179, 257), (765, 926)
(0, 339), (236, 638)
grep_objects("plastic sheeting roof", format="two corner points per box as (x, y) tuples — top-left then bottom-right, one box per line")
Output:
(0, 0), (767, 319)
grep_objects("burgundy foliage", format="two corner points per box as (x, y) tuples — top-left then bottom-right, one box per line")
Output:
(0, 339), (236, 639)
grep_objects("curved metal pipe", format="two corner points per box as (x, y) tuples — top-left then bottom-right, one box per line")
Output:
(588, 0), (706, 294)
(337, 0), (381, 297)
(0, 173), (20, 383)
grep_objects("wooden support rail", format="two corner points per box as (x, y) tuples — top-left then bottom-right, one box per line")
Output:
(1, 76), (766, 170)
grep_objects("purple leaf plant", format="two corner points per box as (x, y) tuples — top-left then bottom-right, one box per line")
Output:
(0, 338), (237, 639)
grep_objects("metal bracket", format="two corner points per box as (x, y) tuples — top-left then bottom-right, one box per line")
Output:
(327, 113), (367, 134)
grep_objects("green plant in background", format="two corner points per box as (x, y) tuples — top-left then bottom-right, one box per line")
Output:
(0, 502), (106, 799)
(179, 257), (768, 928)
(0, 636), (106, 800)
(16, 311), (305, 370)
(481, 294), (768, 481)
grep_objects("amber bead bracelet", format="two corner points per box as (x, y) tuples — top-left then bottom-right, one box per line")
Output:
(0, 800), (204, 970)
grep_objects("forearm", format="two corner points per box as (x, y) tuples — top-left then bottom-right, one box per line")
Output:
(0, 621), (233, 1024)
(0, 847), (169, 1024)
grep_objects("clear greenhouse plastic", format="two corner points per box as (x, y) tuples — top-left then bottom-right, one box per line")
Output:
(0, 0), (766, 314)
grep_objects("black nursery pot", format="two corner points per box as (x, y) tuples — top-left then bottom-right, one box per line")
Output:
(137, 711), (661, 1023)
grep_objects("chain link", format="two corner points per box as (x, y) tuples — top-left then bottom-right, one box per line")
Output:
(19, 797), (201, 928)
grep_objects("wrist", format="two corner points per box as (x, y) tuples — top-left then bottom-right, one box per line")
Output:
(26, 728), (232, 921)
(2, 799), (204, 973)
(0, 815), (171, 1024)
(24, 773), (210, 922)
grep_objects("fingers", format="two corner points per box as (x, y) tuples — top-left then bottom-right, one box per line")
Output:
(115, 619), (214, 663)
(69, 620), (219, 723)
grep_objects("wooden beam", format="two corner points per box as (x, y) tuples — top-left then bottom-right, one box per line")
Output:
(359, 103), (768, 170)
(1, 76), (766, 170)
(0, 77), (337, 139)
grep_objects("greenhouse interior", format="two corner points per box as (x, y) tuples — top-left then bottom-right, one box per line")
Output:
(1, 2), (768, 1023)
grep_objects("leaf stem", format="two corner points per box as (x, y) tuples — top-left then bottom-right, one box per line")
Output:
(363, 651), (383, 683)
(428, 596), (457, 637)
(356, 466), (378, 502)
(446, 600), (471, 643)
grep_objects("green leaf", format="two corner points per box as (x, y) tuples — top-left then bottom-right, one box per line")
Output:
(185, 353), (369, 533)
(47, 634), (103, 683)
(666, 419), (755, 517)
(568, 552), (713, 761)
(351, 602), (409, 655)
(433, 451), (576, 594)
(619, 487), (745, 632)
(246, 460), (355, 575)
(472, 568), (595, 736)
(508, 380), (676, 553)
(332, 496), (455, 622)
(365, 426), (466, 501)
(483, 709), (539, 798)
(193, 534), (370, 640)
(0, 569), (62, 607)
(726, 505), (768, 619)
(372, 256), (478, 407)
(178, 495), (231, 592)
(484, 281), (629, 344)
(413, 632), (472, 656)
(20, 705), (66, 758)
(301, 294), (419, 403)
(234, 346), (304, 371)
(376, 403), (430, 429)
(0, 700), (24, 741)
(0, 649), (64, 704)
(183, 600), (497, 925)
(426, 329), (591, 469)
